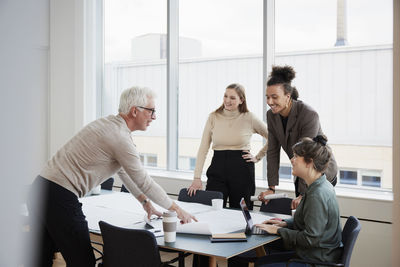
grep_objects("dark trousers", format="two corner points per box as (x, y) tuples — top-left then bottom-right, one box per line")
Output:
(27, 176), (95, 267)
(194, 151), (255, 267)
(206, 150), (255, 209)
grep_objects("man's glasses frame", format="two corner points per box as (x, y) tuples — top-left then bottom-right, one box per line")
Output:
(137, 106), (156, 116)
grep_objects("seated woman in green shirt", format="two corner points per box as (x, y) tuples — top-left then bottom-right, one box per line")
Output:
(229, 135), (342, 267)
(254, 135), (343, 267)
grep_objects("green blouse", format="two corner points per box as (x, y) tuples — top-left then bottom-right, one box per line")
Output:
(278, 175), (343, 264)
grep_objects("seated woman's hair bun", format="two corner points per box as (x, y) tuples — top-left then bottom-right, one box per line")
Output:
(313, 135), (328, 146)
(270, 65), (296, 83)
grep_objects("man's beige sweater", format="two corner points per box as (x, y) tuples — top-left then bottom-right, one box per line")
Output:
(40, 115), (172, 209)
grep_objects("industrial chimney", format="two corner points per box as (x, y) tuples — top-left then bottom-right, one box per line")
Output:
(335, 0), (348, 46)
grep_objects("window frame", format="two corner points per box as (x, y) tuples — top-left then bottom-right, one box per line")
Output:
(97, 0), (397, 193)
(339, 168), (382, 188)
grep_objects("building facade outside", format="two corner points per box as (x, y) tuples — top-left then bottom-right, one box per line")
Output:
(103, 44), (393, 190)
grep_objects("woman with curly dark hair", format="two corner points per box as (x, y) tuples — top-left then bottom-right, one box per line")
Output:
(258, 65), (338, 209)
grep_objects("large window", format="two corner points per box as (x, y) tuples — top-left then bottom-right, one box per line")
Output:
(102, 0), (393, 191)
(178, 0), (264, 177)
(103, 0), (167, 168)
(274, 0), (393, 190)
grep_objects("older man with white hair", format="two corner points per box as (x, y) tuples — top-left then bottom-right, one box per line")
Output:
(27, 86), (196, 267)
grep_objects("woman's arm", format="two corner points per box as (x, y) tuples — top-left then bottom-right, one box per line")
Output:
(188, 114), (213, 195)
(252, 113), (269, 162)
(278, 195), (329, 248)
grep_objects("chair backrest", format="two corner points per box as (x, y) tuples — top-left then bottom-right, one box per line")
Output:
(178, 188), (223, 206)
(99, 221), (162, 267)
(101, 177), (114, 191)
(121, 184), (129, 193)
(259, 198), (293, 215)
(340, 216), (361, 267)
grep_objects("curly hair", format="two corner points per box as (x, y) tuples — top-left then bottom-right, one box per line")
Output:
(267, 65), (299, 100)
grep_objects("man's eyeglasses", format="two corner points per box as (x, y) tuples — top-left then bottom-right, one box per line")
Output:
(137, 106), (156, 116)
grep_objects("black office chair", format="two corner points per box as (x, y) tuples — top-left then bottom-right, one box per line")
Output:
(260, 197), (293, 216)
(121, 184), (129, 193)
(178, 188), (223, 206)
(98, 220), (177, 267)
(176, 188), (223, 267)
(284, 216), (361, 267)
(101, 177), (114, 191)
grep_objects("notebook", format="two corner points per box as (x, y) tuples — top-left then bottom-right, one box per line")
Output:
(209, 233), (247, 243)
(240, 197), (268, 235)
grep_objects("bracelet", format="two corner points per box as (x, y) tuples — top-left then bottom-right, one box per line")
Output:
(194, 178), (201, 180)
(268, 187), (275, 193)
(141, 198), (149, 205)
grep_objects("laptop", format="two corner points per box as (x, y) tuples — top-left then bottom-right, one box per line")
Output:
(240, 197), (268, 235)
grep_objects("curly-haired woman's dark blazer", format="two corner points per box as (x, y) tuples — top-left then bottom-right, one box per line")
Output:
(266, 100), (338, 195)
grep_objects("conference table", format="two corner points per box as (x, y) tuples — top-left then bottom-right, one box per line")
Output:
(81, 190), (290, 267)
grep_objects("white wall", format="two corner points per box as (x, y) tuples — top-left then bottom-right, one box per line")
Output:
(0, 0), (49, 265)
(49, 0), (100, 156)
(0, 0), (98, 264)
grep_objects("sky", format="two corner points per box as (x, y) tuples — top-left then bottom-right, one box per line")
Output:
(104, 0), (393, 62)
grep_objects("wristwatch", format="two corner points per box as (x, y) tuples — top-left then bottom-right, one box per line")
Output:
(141, 198), (149, 205)
(268, 187), (276, 193)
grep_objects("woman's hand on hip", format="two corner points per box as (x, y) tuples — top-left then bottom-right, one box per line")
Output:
(187, 178), (203, 196)
(242, 150), (257, 162)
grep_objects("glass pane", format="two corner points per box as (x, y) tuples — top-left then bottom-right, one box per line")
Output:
(178, 0), (264, 179)
(146, 155), (158, 167)
(362, 175), (381, 188)
(103, 0), (167, 169)
(178, 157), (196, 171)
(279, 166), (292, 179)
(340, 170), (357, 185)
(275, 0), (393, 189)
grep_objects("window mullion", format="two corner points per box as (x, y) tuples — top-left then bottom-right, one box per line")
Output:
(167, 0), (179, 171)
(263, 0), (275, 180)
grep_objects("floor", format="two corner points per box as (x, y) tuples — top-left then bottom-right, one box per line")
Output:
(52, 251), (230, 267)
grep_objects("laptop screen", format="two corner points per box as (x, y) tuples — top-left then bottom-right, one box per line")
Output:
(240, 198), (254, 229)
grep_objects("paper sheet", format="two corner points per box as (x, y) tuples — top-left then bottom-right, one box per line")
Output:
(81, 192), (275, 235)
(177, 222), (212, 235)
(82, 205), (144, 231)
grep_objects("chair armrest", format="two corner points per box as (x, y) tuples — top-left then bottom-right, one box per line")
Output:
(287, 258), (344, 267)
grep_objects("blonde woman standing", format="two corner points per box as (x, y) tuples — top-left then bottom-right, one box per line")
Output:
(188, 83), (268, 209)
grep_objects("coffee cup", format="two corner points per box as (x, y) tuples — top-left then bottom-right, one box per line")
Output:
(162, 211), (177, 242)
(212, 199), (223, 210)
